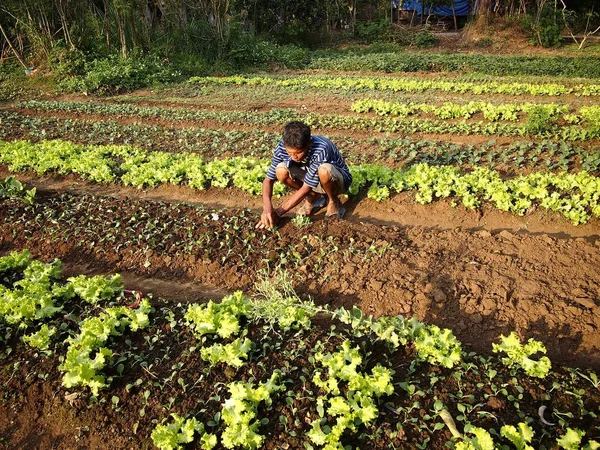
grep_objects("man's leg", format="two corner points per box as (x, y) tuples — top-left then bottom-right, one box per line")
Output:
(317, 164), (345, 217)
(276, 163), (321, 214)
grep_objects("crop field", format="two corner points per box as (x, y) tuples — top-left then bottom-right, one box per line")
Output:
(1, 67), (600, 450)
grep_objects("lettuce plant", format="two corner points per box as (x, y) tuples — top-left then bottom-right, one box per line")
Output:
(151, 414), (216, 450)
(492, 332), (551, 378)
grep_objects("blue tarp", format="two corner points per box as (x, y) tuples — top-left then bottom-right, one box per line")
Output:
(399, 0), (470, 16)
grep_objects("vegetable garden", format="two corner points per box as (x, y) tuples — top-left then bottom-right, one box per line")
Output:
(1, 65), (600, 450)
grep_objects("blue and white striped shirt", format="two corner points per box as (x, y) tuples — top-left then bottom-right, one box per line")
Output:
(266, 136), (352, 190)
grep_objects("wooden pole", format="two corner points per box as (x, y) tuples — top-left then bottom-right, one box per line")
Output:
(451, 0), (458, 31)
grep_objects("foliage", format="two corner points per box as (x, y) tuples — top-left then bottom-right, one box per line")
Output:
(352, 98), (569, 124)
(200, 337), (253, 368)
(0, 252), (600, 448)
(186, 292), (254, 367)
(455, 426), (495, 450)
(492, 332), (551, 378)
(355, 19), (393, 43)
(521, 5), (565, 48)
(60, 300), (151, 395)
(500, 422), (535, 450)
(67, 274), (124, 305)
(151, 414), (216, 450)
(2, 109), (598, 177)
(412, 31), (437, 48)
(310, 340), (394, 449)
(0, 249), (32, 273)
(15, 100), (600, 141)
(290, 214), (312, 228)
(190, 74), (600, 97)
(22, 324), (57, 350)
(0, 176), (36, 205)
(524, 105), (554, 135)
(252, 269), (316, 331)
(309, 53), (600, 78)
(56, 55), (181, 95)
(556, 428), (600, 450)
(332, 306), (462, 368)
(413, 324), (463, 368)
(0, 258), (66, 328)
(185, 291), (252, 339)
(2, 138), (600, 224)
(227, 36), (309, 70)
(220, 373), (283, 449)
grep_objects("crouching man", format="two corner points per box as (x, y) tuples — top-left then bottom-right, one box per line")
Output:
(256, 121), (352, 229)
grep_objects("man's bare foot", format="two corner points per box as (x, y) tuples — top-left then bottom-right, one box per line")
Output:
(325, 198), (340, 216)
(297, 194), (326, 216)
(325, 197), (346, 219)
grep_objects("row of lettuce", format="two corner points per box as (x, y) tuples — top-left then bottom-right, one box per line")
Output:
(1, 249), (596, 450)
(191, 74), (600, 97)
(15, 100), (600, 142)
(1, 139), (600, 225)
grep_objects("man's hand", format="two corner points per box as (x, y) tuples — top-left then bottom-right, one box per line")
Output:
(256, 208), (280, 229)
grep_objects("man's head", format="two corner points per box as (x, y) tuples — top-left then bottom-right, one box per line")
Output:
(282, 121), (311, 162)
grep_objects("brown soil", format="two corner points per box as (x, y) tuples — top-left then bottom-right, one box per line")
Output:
(1, 183), (599, 372)
(4, 169), (599, 240)
(2, 63), (600, 449)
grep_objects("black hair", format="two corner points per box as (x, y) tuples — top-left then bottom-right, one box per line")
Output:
(282, 121), (311, 149)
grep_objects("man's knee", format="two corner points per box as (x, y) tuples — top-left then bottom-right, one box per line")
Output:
(318, 163), (333, 182)
(275, 162), (289, 182)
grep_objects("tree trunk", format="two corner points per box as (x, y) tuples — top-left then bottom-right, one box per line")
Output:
(0, 22), (28, 68)
(474, 0), (493, 25)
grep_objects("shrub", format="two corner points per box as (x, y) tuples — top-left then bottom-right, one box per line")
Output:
(521, 6), (565, 48)
(355, 19), (392, 43)
(228, 36), (309, 70)
(57, 54), (181, 95)
(412, 30), (437, 47)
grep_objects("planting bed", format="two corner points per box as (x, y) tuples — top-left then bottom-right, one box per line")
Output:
(1, 68), (600, 449)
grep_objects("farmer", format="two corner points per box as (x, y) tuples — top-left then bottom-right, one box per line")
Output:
(256, 121), (352, 229)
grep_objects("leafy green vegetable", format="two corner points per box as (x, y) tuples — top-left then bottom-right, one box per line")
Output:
(455, 426), (495, 450)
(220, 373), (283, 449)
(492, 332), (551, 378)
(200, 337), (253, 368)
(310, 340), (393, 449)
(67, 274), (124, 304)
(0, 176), (36, 205)
(0, 249), (32, 273)
(22, 324), (57, 350)
(151, 414), (216, 450)
(501, 422), (535, 450)
(185, 291), (252, 339)
(60, 299), (151, 395)
(556, 428), (600, 450)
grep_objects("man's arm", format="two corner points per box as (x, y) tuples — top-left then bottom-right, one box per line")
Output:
(257, 177), (278, 229)
(274, 183), (312, 217)
(256, 179), (312, 229)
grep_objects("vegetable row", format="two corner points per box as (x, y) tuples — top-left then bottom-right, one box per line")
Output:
(307, 52), (600, 78)
(2, 250), (598, 450)
(190, 74), (600, 97)
(2, 139), (600, 224)
(351, 99), (600, 127)
(15, 100), (600, 140)
(2, 111), (598, 174)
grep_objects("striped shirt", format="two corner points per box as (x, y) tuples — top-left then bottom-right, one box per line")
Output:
(266, 136), (352, 190)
